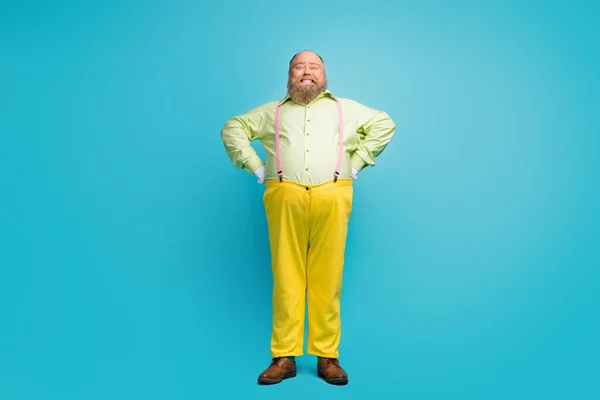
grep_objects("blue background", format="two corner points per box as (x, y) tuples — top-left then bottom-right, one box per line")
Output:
(1, 0), (598, 398)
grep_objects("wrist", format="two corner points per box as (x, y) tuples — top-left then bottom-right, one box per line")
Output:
(244, 155), (264, 176)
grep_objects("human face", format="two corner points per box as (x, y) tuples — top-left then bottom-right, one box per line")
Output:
(288, 51), (325, 87)
(287, 51), (327, 104)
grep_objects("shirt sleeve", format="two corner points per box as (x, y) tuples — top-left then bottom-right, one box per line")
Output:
(349, 102), (397, 171)
(220, 103), (271, 175)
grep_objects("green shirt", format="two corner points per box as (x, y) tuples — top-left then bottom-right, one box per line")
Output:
(220, 90), (396, 186)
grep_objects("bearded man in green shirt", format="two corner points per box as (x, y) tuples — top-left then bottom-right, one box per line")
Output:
(221, 50), (396, 385)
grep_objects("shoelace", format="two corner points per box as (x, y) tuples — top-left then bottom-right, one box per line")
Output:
(321, 358), (340, 368)
(271, 357), (286, 367)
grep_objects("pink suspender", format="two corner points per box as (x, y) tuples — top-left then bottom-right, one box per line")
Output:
(274, 101), (283, 180)
(334, 98), (343, 182)
(274, 98), (344, 183)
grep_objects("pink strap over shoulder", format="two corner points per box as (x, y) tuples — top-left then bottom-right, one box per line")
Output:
(275, 98), (343, 183)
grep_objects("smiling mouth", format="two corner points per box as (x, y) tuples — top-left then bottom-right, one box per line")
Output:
(300, 79), (315, 84)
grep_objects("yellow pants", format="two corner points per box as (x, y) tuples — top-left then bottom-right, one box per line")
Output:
(263, 178), (353, 358)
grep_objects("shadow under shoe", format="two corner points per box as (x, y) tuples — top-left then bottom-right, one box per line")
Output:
(317, 357), (348, 385)
(257, 357), (297, 385)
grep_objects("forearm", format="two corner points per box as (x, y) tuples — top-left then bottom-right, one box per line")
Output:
(352, 111), (396, 170)
(221, 117), (264, 175)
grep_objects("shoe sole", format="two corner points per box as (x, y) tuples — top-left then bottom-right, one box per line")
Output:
(257, 371), (296, 385)
(318, 369), (348, 385)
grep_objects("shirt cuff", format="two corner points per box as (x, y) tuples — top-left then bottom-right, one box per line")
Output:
(243, 154), (265, 175)
(350, 153), (368, 171)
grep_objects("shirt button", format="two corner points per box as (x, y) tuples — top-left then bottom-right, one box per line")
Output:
(306, 149), (309, 152)
(305, 168), (309, 171)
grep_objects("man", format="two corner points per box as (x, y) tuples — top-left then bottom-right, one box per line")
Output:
(220, 50), (396, 385)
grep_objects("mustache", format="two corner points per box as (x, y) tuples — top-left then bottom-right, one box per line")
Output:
(287, 75), (328, 91)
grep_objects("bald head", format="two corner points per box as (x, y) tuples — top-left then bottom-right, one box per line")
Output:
(289, 50), (324, 72)
(287, 50), (328, 104)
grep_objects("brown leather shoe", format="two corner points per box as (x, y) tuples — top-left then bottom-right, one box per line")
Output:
(317, 357), (348, 385)
(257, 357), (297, 384)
